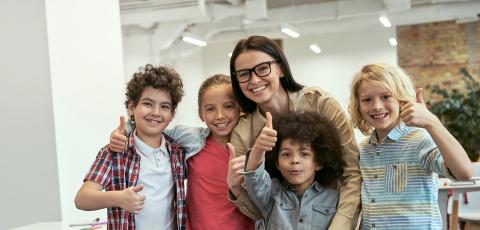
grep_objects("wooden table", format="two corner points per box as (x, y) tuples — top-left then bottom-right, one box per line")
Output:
(438, 178), (480, 230)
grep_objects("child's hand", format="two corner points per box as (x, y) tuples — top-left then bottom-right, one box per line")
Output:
(118, 184), (145, 214)
(227, 143), (245, 198)
(253, 112), (277, 152)
(109, 116), (127, 152)
(400, 88), (438, 128)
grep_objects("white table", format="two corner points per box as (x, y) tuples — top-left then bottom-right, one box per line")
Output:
(10, 221), (106, 230)
(438, 178), (480, 230)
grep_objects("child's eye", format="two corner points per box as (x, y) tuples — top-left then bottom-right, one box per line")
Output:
(205, 107), (214, 112)
(361, 98), (371, 102)
(161, 105), (171, 110)
(143, 102), (152, 107)
(301, 151), (312, 157)
(382, 95), (391, 100)
(225, 104), (235, 109)
(280, 152), (290, 158)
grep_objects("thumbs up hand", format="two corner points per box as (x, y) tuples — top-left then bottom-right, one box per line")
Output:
(108, 116), (128, 153)
(226, 143), (246, 198)
(119, 184), (146, 214)
(244, 112), (277, 172)
(400, 88), (437, 128)
(253, 112), (277, 153)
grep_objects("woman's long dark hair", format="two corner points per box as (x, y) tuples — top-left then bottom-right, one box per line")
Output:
(229, 36), (303, 113)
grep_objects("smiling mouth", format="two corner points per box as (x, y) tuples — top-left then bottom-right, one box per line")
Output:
(214, 122), (229, 129)
(371, 113), (388, 119)
(146, 119), (161, 125)
(250, 85), (266, 93)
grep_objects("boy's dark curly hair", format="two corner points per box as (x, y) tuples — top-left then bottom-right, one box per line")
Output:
(124, 64), (184, 112)
(265, 111), (346, 189)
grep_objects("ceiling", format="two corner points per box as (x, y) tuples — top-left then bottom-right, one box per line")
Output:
(119, 0), (480, 60)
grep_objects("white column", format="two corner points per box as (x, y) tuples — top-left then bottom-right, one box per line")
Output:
(0, 0), (125, 228)
(0, 0), (61, 229)
(45, 0), (126, 224)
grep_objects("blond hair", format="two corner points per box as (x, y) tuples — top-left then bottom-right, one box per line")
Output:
(348, 63), (416, 135)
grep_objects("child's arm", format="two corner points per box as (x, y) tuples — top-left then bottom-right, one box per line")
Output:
(245, 112), (277, 172)
(75, 181), (145, 213)
(228, 144), (276, 219)
(400, 88), (473, 180)
(226, 144), (264, 220)
(108, 116), (204, 156)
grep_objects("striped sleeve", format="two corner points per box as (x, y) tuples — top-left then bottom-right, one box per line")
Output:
(84, 146), (112, 188)
(417, 130), (452, 178)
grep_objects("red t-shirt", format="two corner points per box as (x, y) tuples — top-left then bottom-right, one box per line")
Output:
(186, 135), (254, 230)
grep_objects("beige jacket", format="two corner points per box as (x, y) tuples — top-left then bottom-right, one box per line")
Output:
(229, 86), (361, 230)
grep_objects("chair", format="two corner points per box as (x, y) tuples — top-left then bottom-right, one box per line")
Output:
(447, 162), (480, 229)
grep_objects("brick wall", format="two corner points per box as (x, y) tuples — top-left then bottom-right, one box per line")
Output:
(397, 20), (479, 101)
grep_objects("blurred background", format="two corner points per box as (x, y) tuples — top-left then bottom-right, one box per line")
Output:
(1, 0), (479, 229)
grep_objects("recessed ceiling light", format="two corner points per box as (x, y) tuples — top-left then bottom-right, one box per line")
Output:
(309, 44), (321, 54)
(280, 25), (300, 38)
(379, 16), (392, 28)
(389, 38), (397, 46)
(182, 35), (207, 47)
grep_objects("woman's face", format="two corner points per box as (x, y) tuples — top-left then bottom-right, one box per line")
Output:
(234, 50), (284, 105)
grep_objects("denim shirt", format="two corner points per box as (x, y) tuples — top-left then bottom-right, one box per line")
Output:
(164, 125), (210, 161)
(244, 162), (339, 230)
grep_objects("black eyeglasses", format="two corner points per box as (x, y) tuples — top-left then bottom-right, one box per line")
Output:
(233, 60), (280, 83)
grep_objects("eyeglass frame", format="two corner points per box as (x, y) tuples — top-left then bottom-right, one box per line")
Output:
(232, 60), (280, 83)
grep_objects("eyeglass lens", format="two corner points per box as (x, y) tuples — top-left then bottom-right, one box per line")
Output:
(236, 61), (273, 83)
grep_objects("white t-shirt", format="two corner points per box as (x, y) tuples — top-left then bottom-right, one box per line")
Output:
(134, 133), (174, 230)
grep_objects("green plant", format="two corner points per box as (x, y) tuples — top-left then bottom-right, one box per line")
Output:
(428, 68), (480, 161)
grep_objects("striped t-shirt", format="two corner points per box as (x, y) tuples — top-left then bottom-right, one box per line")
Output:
(359, 123), (452, 230)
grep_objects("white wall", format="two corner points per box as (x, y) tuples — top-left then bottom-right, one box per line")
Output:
(0, 1), (61, 229)
(45, 0), (125, 225)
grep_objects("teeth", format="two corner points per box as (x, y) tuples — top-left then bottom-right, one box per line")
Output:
(147, 119), (159, 125)
(216, 122), (228, 128)
(372, 114), (387, 119)
(251, 85), (266, 93)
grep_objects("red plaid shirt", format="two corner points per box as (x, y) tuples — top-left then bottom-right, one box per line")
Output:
(84, 131), (187, 230)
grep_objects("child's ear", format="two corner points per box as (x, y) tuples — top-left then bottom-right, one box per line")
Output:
(127, 102), (135, 116)
(198, 109), (205, 122)
(315, 162), (323, 171)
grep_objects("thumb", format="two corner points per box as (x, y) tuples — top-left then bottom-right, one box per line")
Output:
(416, 88), (425, 104)
(131, 184), (144, 193)
(265, 112), (273, 129)
(227, 143), (236, 160)
(118, 116), (126, 134)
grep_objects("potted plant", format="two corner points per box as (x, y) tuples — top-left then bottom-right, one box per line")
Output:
(427, 68), (480, 161)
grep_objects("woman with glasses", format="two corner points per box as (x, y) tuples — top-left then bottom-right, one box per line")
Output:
(226, 35), (361, 229)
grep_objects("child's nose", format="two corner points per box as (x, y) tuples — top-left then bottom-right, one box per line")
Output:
(290, 155), (300, 164)
(216, 109), (226, 119)
(372, 99), (384, 110)
(151, 106), (161, 115)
